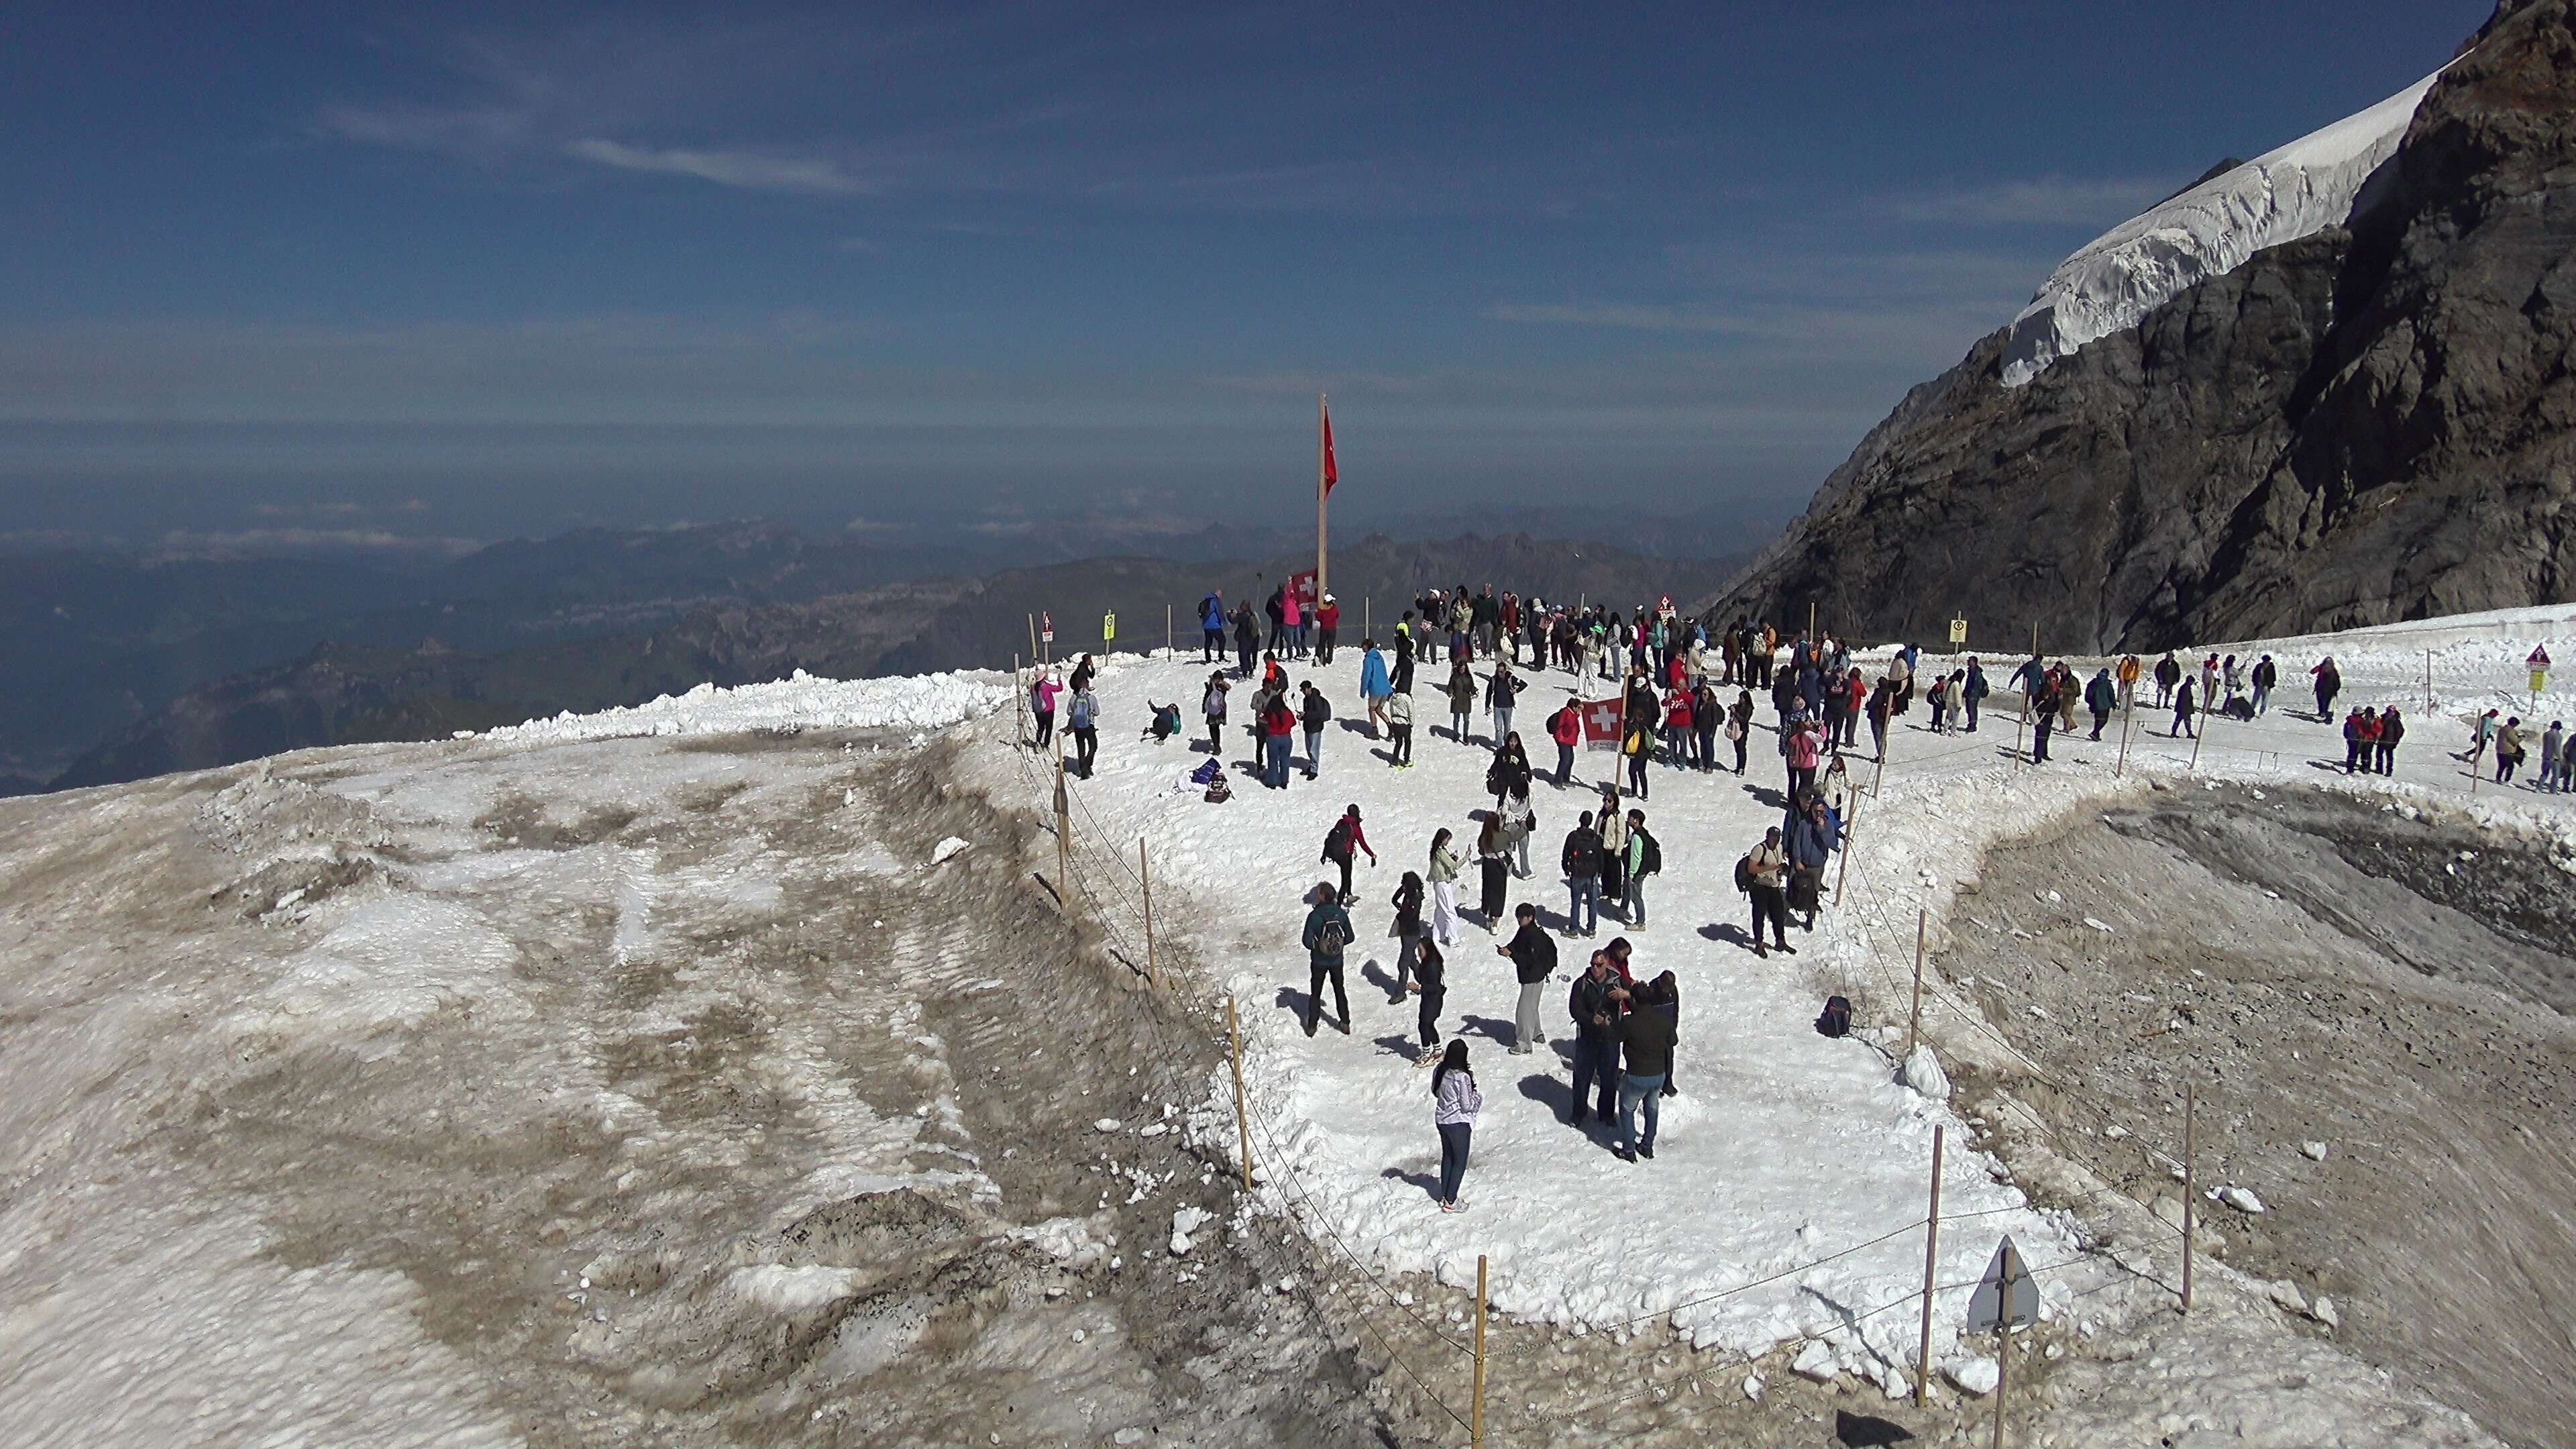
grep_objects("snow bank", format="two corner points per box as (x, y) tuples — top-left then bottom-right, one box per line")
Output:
(463, 667), (1009, 745)
(2000, 66), (2445, 386)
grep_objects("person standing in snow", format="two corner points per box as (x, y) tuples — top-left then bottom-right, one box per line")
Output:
(1299, 883), (1354, 1037)
(1691, 678), (1722, 771)
(1445, 659), (1478, 745)
(1413, 936), (1448, 1055)
(1568, 952), (1623, 1128)
(1503, 781), (1538, 878)
(2375, 706), (2405, 775)
(1785, 793), (1837, 932)
(1258, 688), (1297, 789)
(1358, 639), (1392, 736)
(1743, 826), (1794, 958)
(1031, 669), (1061, 748)
(1430, 1040), (1481, 1212)
(2311, 657), (2342, 720)
(2251, 655), (2277, 716)
(1199, 590), (1226, 663)
(2153, 653), (2181, 709)
(1321, 803), (1376, 902)
(1610, 975), (1675, 1162)
(2170, 676), (2198, 739)
(1298, 681), (1332, 780)
(2085, 668), (2118, 741)
(2497, 716), (2526, 784)
(1475, 813), (1511, 928)
(1561, 810), (1604, 938)
(1621, 808), (1660, 932)
(1596, 792), (1629, 908)
(1486, 733), (1533, 810)
(1315, 593), (1340, 665)
(2541, 721), (2565, 794)
(1264, 585), (1288, 657)
(1201, 673), (1230, 754)
(2341, 708), (2371, 773)
(1427, 828), (1464, 949)
(1232, 601), (1260, 678)
(2115, 653), (2141, 714)
(1548, 699), (1582, 788)
(1388, 869), (1425, 1000)
(1487, 660), (1523, 748)
(1065, 682), (1100, 778)
(2027, 670), (2058, 764)
(1864, 680), (1894, 763)
(1385, 688), (1415, 769)
(1498, 902), (1556, 1055)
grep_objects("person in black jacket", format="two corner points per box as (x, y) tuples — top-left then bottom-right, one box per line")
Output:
(1389, 869), (1425, 1002)
(1561, 812), (1603, 938)
(2376, 706), (2405, 773)
(1298, 682), (1332, 780)
(1611, 977), (1676, 1161)
(1567, 952), (1622, 1128)
(1300, 883), (1355, 1037)
(1497, 902), (1556, 1054)
(1413, 936), (1447, 1051)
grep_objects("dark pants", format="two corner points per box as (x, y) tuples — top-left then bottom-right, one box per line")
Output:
(1205, 715), (1224, 753)
(1035, 710), (1055, 746)
(2032, 720), (2051, 763)
(2173, 710), (2195, 739)
(1203, 627), (1224, 662)
(2090, 708), (2110, 741)
(1318, 626), (1337, 665)
(2345, 740), (2365, 772)
(1419, 983), (1445, 1045)
(1696, 724), (1717, 769)
(1733, 733), (1749, 772)
(1480, 857), (1508, 920)
(2375, 743), (2396, 774)
(1072, 726), (1097, 777)
(1391, 726), (1412, 765)
(1305, 959), (1349, 1032)
(1328, 850), (1354, 902)
(1788, 764), (1815, 800)
(1264, 735), (1291, 788)
(1436, 1120), (1472, 1203)
(1556, 742), (1575, 787)
(1966, 696), (1980, 733)
(1237, 641), (1256, 675)
(1626, 753), (1648, 796)
(1570, 1032), (1619, 1123)
(1750, 884), (1790, 947)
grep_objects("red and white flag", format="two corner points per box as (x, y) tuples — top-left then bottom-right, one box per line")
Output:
(1581, 698), (1624, 751)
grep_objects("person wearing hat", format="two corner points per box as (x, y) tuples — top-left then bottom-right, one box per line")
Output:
(1315, 592), (1342, 665)
(1745, 826), (1793, 957)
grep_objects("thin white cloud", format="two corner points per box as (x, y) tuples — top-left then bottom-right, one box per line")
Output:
(1887, 174), (2178, 227)
(1483, 303), (1749, 335)
(564, 138), (873, 195)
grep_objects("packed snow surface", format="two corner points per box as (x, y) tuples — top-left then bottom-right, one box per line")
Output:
(464, 667), (1008, 744)
(1999, 65), (2445, 386)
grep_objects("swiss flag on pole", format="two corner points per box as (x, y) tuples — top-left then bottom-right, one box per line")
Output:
(1580, 698), (1624, 751)
(1321, 402), (1338, 496)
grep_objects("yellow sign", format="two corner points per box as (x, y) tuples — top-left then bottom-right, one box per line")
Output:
(2533, 669), (2548, 694)
(1104, 612), (1117, 642)
(1948, 616), (1968, 645)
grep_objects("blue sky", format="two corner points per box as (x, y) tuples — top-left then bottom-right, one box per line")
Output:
(0, 1), (2492, 553)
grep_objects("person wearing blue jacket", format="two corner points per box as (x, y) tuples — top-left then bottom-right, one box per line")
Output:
(1784, 793), (1839, 930)
(1199, 592), (1226, 662)
(1359, 640), (1393, 737)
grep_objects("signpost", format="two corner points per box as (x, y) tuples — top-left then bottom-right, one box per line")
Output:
(1949, 616), (1968, 648)
(1104, 612), (1117, 645)
(1968, 1236), (2035, 1449)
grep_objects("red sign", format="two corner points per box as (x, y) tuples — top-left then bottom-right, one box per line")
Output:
(1580, 698), (1624, 751)
(2530, 645), (2553, 667)
(1288, 570), (1321, 610)
(1041, 611), (1055, 644)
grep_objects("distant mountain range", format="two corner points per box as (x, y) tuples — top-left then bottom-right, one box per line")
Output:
(38, 531), (1750, 793)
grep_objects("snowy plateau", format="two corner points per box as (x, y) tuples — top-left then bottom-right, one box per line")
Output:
(1999, 64), (2447, 386)
(3, 606), (2571, 1446)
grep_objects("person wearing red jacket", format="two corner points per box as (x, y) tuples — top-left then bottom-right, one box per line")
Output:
(1260, 692), (1298, 790)
(1661, 686), (1693, 769)
(1314, 594), (1342, 665)
(1548, 698), (1584, 790)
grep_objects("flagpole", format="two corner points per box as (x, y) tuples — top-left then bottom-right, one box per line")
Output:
(1317, 392), (1330, 602)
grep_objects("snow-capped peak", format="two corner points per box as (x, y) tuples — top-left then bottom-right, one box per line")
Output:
(1998, 65), (2449, 388)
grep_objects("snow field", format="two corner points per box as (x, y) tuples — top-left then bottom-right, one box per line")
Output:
(463, 666), (1010, 745)
(956, 604), (2576, 1409)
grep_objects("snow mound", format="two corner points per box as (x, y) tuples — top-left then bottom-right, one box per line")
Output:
(1999, 66), (2445, 386)
(462, 668), (1008, 745)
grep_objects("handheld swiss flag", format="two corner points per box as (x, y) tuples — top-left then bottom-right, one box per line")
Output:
(1321, 402), (1338, 497)
(1580, 698), (1624, 750)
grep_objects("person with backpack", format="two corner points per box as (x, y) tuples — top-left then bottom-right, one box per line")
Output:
(2312, 656), (2342, 720)
(2027, 672), (2058, 764)
(1030, 669), (1061, 748)
(1232, 601), (1260, 678)
(1864, 680), (1894, 763)
(1315, 593), (1340, 665)
(1621, 808), (1660, 932)
(1430, 1041), (1481, 1212)
(2085, 668), (2118, 741)
(1386, 689), (1415, 769)
(1486, 733), (1533, 809)
(1497, 901), (1556, 1055)
(1298, 682), (1332, 780)
(1388, 869), (1425, 1001)
(1743, 826), (1793, 957)
(1199, 591), (1226, 663)
(2376, 706), (2405, 775)
(1200, 674), (1230, 755)
(1548, 700), (1582, 788)
(1427, 828), (1464, 949)
(1621, 712), (1653, 797)
(1320, 804), (1376, 901)
(1299, 883), (1354, 1037)
(1610, 973), (1676, 1162)
(2497, 716), (2527, 784)
(1065, 683), (1100, 778)
(1784, 716), (1821, 800)
(1567, 951), (1623, 1128)
(1561, 810), (1604, 938)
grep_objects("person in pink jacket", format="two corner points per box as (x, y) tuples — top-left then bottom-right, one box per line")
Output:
(1785, 717), (1821, 800)
(1030, 672), (1062, 747)
(1282, 586), (1305, 659)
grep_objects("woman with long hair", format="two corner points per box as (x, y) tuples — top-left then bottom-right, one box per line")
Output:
(1427, 827), (1464, 948)
(1431, 1040), (1481, 1212)
(1475, 813), (1511, 928)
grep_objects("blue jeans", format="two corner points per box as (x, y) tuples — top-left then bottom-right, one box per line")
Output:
(1619, 1073), (1666, 1153)
(1567, 875), (1600, 935)
(1437, 1121), (1472, 1204)
(1264, 735), (1292, 787)
(1303, 727), (1323, 775)
(1570, 1032), (1619, 1122)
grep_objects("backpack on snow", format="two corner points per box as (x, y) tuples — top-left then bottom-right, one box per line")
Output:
(1815, 996), (1852, 1039)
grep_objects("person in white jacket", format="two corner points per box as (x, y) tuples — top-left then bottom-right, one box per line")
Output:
(1432, 1040), (1482, 1213)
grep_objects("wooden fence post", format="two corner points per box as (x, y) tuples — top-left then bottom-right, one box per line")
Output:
(1139, 838), (1157, 983)
(1014, 652), (1028, 747)
(2181, 1085), (2197, 1313)
(1472, 1254), (1490, 1449)
(1915, 1124), (1944, 1405)
(1832, 792), (1860, 908)
(2115, 692), (2135, 777)
(1054, 750), (1072, 910)
(1904, 908), (1928, 1057)
(1228, 996), (1254, 1191)
(2188, 711), (2206, 773)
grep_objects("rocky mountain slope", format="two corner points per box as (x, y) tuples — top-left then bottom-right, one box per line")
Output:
(52, 533), (1741, 791)
(1705, 0), (2574, 653)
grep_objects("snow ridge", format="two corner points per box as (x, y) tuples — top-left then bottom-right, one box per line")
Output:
(1998, 66), (2447, 387)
